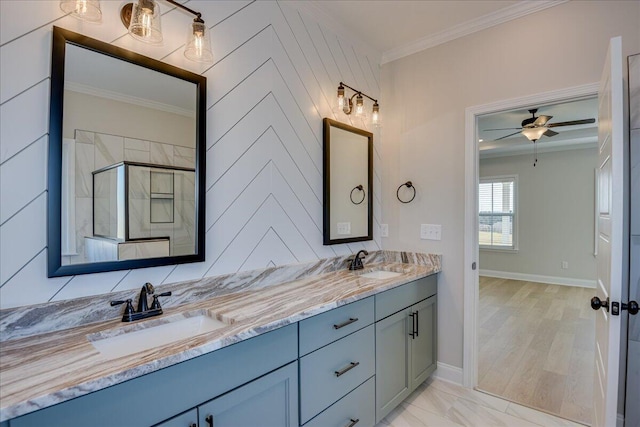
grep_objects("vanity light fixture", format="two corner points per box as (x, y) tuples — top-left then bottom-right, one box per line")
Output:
(337, 82), (380, 126)
(60, 0), (102, 22)
(119, 0), (213, 63)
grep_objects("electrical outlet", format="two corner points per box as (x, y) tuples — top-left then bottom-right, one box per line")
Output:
(420, 224), (442, 240)
(337, 222), (351, 235)
(380, 224), (389, 237)
(561, 261), (569, 269)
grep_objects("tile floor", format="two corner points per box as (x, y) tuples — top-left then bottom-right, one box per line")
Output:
(375, 377), (585, 427)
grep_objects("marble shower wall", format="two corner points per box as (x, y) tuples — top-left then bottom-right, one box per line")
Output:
(64, 130), (196, 265)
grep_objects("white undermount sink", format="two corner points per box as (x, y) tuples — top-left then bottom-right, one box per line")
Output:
(358, 270), (404, 279)
(88, 311), (231, 359)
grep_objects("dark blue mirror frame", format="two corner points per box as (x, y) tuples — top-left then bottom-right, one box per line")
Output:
(48, 26), (206, 277)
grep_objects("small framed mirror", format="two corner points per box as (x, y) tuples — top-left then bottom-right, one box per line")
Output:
(323, 118), (373, 245)
(48, 27), (206, 277)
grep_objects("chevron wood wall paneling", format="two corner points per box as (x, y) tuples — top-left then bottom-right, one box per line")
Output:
(0, 1), (382, 309)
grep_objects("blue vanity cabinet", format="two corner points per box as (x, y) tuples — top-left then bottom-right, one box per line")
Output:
(374, 275), (437, 423)
(298, 297), (375, 426)
(303, 377), (375, 427)
(154, 409), (198, 427)
(9, 324), (298, 427)
(196, 362), (298, 427)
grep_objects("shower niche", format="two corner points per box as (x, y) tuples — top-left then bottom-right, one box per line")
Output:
(86, 162), (196, 262)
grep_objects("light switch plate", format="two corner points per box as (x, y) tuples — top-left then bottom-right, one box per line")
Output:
(420, 224), (442, 240)
(380, 224), (389, 237)
(337, 222), (351, 235)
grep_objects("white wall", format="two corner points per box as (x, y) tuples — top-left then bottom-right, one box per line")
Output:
(479, 147), (598, 285)
(0, 1), (382, 308)
(380, 1), (640, 368)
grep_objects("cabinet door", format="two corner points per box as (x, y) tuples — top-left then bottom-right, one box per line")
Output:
(153, 409), (198, 427)
(409, 295), (437, 391)
(375, 308), (410, 424)
(198, 361), (298, 427)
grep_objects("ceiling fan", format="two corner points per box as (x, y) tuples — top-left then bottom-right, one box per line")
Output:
(483, 108), (596, 142)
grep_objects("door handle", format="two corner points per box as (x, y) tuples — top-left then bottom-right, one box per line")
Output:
(591, 296), (609, 312)
(622, 301), (639, 315)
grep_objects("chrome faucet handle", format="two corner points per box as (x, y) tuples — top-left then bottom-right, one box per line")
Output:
(151, 291), (172, 310)
(110, 299), (135, 319)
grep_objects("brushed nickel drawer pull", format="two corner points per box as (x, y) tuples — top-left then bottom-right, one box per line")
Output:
(335, 361), (359, 377)
(334, 317), (359, 330)
(345, 418), (360, 427)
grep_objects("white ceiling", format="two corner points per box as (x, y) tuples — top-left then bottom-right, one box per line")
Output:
(305, 0), (565, 63)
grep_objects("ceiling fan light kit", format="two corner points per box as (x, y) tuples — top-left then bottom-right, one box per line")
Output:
(482, 108), (596, 166)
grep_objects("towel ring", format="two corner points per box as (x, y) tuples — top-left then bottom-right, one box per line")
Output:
(350, 185), (366, 205)
(396, 181), (416, 204)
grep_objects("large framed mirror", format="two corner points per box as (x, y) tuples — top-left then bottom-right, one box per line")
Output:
(48, 27), (206, 277)
(323, 118), (373, 245)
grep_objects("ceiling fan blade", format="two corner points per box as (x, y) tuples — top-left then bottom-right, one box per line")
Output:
(543, 129), (559, 137)
(482, 127), (522, 131)
(533, 115), (552, 127)
(494, 131), (522, 141)
(547, 118), (596, 127)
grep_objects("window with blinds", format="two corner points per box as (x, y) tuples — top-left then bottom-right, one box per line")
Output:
(479, 176), (517, 250)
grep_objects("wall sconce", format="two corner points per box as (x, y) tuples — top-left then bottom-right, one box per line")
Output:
(121, 0), (213, 63)
(60, 0), (102, 22)
(61, 0), (213, 64)
(337, 82), (380, 126)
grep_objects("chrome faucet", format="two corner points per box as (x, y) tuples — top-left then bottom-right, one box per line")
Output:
(136, 282), (154, 312)
(349, 250), (369, 270)
(111, 282), (172, 322)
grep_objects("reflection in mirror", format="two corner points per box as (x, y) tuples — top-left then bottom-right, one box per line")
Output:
(323, 118), (373, 245)
(49, 27), (205, 277)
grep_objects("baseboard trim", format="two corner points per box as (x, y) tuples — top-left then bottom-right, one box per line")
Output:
(479, 269), (596, 288)
(434, 362), (463, 385)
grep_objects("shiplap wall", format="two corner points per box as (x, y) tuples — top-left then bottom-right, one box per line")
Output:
(0, 1), (382, 309)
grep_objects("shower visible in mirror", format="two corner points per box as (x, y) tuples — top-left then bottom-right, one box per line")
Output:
(48, 27), (206, 277)
(323, 118), (373, 245)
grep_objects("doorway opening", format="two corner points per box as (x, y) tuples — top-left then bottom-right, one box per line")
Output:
(463, 85), (599, 425)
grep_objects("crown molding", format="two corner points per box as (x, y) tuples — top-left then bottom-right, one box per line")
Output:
(381, 0), (569, 65)
(65, 82), (195, 117)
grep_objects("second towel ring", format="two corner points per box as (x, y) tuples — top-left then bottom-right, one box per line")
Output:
(396, 181), (416, 203)
(350, 185), (366, 205)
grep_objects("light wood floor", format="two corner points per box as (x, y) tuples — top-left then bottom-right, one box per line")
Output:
(476, 277), (595, 425)
(375, 377), (583, 427)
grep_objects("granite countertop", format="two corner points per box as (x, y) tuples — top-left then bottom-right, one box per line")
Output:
(0, 261), (439, 422)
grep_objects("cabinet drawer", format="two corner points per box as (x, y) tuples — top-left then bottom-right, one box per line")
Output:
(299, 297), (374, 355)
(304, 377), (375, 427)
(375, 275), (437, 321)
(299, 325), (375, 424)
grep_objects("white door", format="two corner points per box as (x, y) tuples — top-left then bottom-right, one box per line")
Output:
(592, 36), (626, 427)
